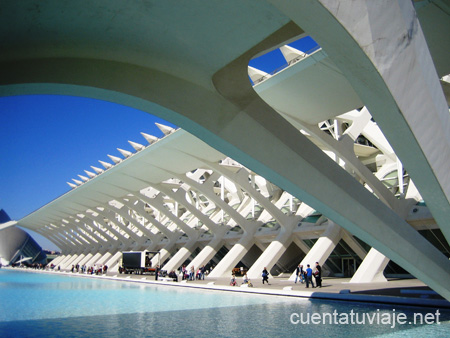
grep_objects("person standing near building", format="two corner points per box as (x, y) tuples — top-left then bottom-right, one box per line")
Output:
(305, 264), (315, 288)
(314, 262), (322, 288)
(200, 265), (206, 280)
(189, 265), (195, 281)
(155, 264), (160, 281)
(295, 264), (304, 284)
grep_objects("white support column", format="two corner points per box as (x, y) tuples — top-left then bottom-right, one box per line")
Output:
(85, 252), (103, 268)
(350, 248), (389, 283)
(93, 251), (113, 267)
(150, 233), (180, 267)
(105, 251), (123, 273)
(49, 254), (66, 267)
(186, 228), (228, 272)
(152, 246), (172, 267)
(61, 254), (80, 270)
(75, 253), (93, 267)
(208, 231), (256, 278)
(56, 254), (74, 269)
(70, 254), (87, 268)
(289, 222), (342, 281)
(162, 237), (199, 272)
(247, 219), (296, 279)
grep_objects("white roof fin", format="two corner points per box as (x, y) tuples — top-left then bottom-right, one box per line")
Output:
(67, 182), (77, 188)
(141, 132), (159, 144)
(117, 148), (133, 158)
(155, 123), (175, 135)
(107, 154), (122, 164)
(279, 45), (306, 64)
(72, 179), (83, 185)
(99, 160), (113, 169)
(91, 166), (104, 174)
(78, 174), (89, 182)
(128, 141), (145, 151)
(84, 170), (96, 178)
(248, 66), (271, 82)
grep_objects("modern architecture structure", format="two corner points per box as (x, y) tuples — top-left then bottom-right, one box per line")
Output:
(0, 210), (47, 266)
(0, 1), (449, 300)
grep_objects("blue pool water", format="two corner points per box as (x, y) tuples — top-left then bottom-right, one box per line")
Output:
(0, 269), (449, 338)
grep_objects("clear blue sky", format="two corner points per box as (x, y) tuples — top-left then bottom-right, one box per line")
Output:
(1, 95), (177, 250)
(1, 36), (317, 252)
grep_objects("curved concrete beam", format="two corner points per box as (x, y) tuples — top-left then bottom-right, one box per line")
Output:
(2, 4), (449, 299)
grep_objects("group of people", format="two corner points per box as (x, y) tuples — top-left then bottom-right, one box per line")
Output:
(71, 263), (107, 275)
(179, 265), (206, 281)
(295, 262), (322, 288)
(232, 264), (321, 288)
(230, 272), (253, 287)
(230, 267), (270, 286)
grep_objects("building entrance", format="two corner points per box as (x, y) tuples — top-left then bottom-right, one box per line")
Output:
(342, 258), (356, 277)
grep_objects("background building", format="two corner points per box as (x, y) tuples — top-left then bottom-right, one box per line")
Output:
(0, 209), (47, 266)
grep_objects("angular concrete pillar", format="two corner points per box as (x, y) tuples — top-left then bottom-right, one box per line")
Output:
(186, 229), (227, 272)
(56, 254), (73, 269)
(162, 237), (199, 272)
(85, 252), (103, 268)
(94, 252), (113, 267)
(208, 231), (256, 278)
(49, 254), (66, 267)
(70, 254), (87, 268)
(61, 254), (80, 270)
(76, 253), (93, 267)
(105, 251), (123, 273)
(350, 248), (389, 283)
(289, 222), (341, 281)
(247, 220), (296, 279)
(151, 247), (171, 267)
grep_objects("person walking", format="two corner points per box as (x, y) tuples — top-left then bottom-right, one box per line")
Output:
(262, 267), (270, 285)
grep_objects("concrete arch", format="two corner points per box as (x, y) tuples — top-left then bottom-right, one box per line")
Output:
(3, 2), (450, 300)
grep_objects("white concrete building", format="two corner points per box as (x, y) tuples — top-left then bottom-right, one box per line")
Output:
(0, 1), (449, 300)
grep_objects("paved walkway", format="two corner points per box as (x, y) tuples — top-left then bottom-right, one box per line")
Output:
(10, 268), (450, 308)
(110, 273), (450, 308)
(160, 275), (445, 299)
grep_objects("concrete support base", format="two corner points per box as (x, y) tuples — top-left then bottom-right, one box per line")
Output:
(208, 234), (255, 278)
(75, 253), (92, 268)
(61, 254), (80, 270)
(162, 239), (198, 272)
(289, 222), (341, 281)
(56, 254), (73, 269)
(350, 248), (389, 283)
(50, 254), (66, 267)
(85, 252), (103, 268)
(187, 236), (223, 272)
(106, 251), (124, 273)
(95, 252), (113, 267)
(70, 254), (88, 268)
(151, 247), (172, 267)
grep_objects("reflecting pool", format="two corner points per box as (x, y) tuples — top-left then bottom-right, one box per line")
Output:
(0, 269), (448, 338)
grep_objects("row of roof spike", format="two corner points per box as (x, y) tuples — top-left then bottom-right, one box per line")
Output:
(67, 123), (177, 189)
(248, 44), (309, 84)
(67, 43), (311, 189)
